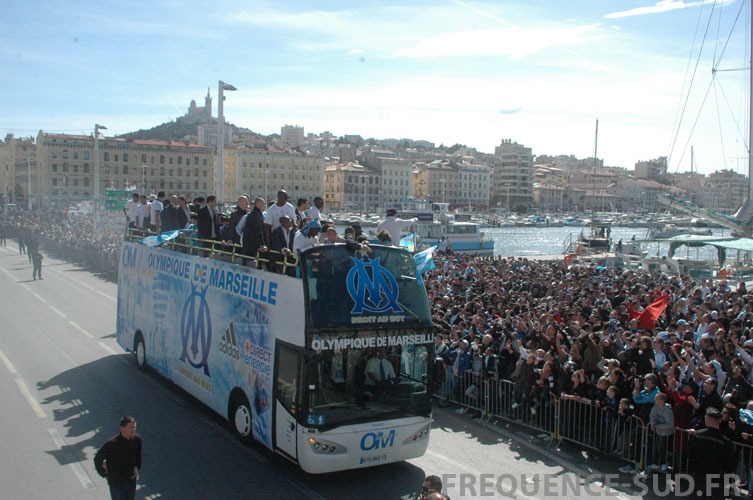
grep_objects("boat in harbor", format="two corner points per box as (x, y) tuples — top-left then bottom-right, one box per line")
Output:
(398, 200), (494, 255)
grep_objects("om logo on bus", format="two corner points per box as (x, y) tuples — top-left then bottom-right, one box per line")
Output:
(180, 284), (212, 376)
(360, 430), (396, 451)
(346, 257), (403, 314)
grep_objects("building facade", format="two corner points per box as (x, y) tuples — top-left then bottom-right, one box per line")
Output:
(492, 139), (533, 211)
(227, 145), (324, 205)
(36, 131), (214, 209)
(323, 162), (381, 213)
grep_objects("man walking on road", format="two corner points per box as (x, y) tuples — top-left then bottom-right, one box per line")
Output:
(94, 416), (142, 500)
(31, 251), (43, 280)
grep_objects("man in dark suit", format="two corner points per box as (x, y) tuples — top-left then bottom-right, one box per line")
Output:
(197, 195), (220, 256)
(241, 197), (268, 267)
(269, 215), (295, 275)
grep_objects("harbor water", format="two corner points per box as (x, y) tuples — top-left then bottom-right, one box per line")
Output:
(484, 226), (732, 258)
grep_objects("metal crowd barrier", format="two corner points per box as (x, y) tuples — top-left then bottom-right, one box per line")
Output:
(435, 367), (657, 471)
(669, 427), (753, 483)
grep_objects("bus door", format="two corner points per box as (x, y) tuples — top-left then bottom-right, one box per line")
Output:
(274, 342), (303, 460)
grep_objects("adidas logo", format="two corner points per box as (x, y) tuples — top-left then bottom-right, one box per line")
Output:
(219, 322), (240, 360)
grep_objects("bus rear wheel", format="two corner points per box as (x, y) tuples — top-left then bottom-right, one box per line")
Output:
(230, 394), (253, 440)
(134, 334), (147, 370)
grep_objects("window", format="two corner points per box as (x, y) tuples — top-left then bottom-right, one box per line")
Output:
(52, 164), (58, 172)
(141, 154), (146, 163)
(73, 152), (78, 160)
(160, 155), (165, 164)
(177, 156), (182, 165)
(169, 170), (173, 176)
(84, 178), (89, 187)
(84, 163), (89, 173)
(123, 166), (128, 175)
(169, 157), (173, 165)
(104, 152), (109, 161)
(62, 149), (68, 159)
(63, 162), (68, 173)
(83, 151), (89, 160)
(123, 153), (128, 162)
(114, 154), (119, 162)
(177, 167), (182, 177)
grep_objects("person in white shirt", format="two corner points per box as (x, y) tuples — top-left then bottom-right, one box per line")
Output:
(293, 219), (321, 255)
(307, 196), (324, 221)
(264, 190), (297, 242)
(149, 191), (165, 232)
(135, 195), (151, 230)
(124, 193), (139, 230)
(377, 208), (417, 246)
(364, 349), (396, 386)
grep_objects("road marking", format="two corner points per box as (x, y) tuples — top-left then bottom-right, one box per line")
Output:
(32, 292), (48, 304)
(48, 268), (116, 301)
(46, 429), (95, 489)
(16, 378), (47, 418)
(68, 321), (93, 338)
(287, 479), (327, 500)
(19, 282), (30, 291)
(50, 306), (67, 318)
(98, 341), (118, 355)
(0, 348), (18, 374)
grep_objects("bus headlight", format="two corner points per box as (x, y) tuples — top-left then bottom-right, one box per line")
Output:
(308, 437), (347, 454)
(402, 424), (430, 445)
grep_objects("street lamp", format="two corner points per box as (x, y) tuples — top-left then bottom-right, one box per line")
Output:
(141, 164), (147, 193)
(3, 159), (7, 206)
(216, 80), (237, 207)
(94, 123), (107, 225)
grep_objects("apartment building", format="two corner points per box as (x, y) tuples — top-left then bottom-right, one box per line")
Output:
(323, 162), (381, 212)
(492, 139), (533, 211)
(227, 144), (324, 204)
(35, 131), (214, 209)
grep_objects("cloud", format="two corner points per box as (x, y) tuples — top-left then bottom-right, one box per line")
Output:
(396, 25), (601, 60)
(604, 0), (704, 20)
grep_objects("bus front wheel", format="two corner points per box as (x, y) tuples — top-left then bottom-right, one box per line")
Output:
(134, 334), (147, 370)
(230, 394), (253, 440)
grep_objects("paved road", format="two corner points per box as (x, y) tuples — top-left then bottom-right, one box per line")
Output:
(0, 243), (673, 499)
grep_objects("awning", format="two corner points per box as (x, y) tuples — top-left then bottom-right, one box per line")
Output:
(667, 236), (753, 265)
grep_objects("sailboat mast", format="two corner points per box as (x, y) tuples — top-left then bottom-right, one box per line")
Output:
(749, 0), (753, 199)
(592, 119), (599, 203)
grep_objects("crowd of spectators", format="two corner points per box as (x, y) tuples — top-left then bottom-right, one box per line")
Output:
(1, 210), (123, 276)
(425, 252), (753, 476)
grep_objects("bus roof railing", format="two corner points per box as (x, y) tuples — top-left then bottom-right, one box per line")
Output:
(124, 229), (300, 275)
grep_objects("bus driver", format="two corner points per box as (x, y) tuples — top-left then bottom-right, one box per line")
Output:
(364, 348), (396, 386)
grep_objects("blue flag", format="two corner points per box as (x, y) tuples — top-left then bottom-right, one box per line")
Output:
(413, 245), (436, 287)
(139, 230), (182, 247)
(399, 233), (415, 252)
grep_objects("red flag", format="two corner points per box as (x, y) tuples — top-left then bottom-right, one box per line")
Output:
(636, 294), (670, 330)
(626, 301), (641, 320)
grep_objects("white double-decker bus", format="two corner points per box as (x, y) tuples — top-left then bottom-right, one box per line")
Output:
(116, 241), (434, 473)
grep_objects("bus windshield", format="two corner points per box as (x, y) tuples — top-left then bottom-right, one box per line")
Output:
(304, 330), (432, 428)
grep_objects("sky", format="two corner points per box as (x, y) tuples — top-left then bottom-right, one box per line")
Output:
(1, 0), (751, 176)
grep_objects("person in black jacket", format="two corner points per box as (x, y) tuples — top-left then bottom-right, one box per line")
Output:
(225, 196), (249, 247)
(94, 416), (142, 500)
(269, 215), (295, 275)
(196, 195), (220, 255)
(687, 408), (737, 499)
(242, 197), (268, 267)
